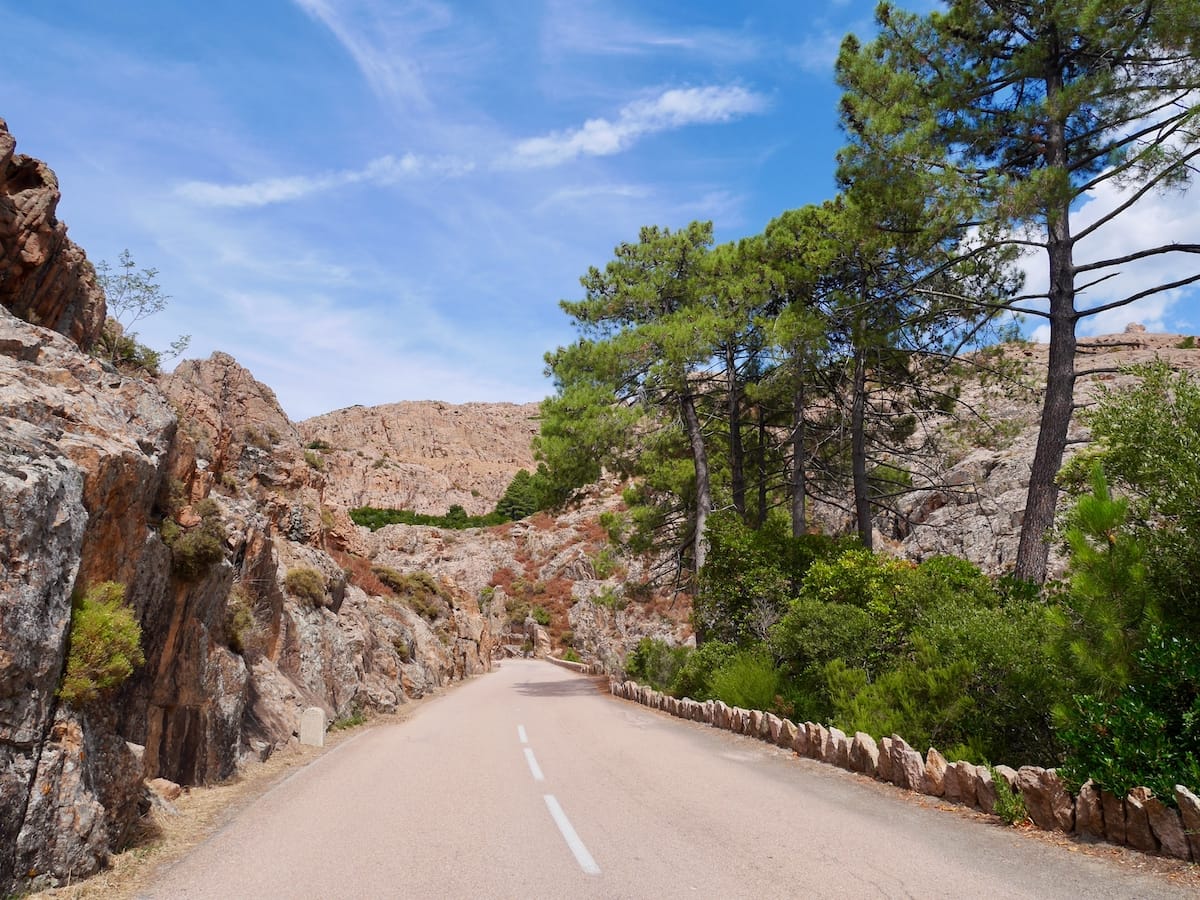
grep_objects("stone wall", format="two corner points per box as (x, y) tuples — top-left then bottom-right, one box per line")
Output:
(609, 678), (1200, 864)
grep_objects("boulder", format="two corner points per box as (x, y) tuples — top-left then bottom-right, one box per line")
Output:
(967, 765), (989, 813)
(1015, 767), (1074, 832)
(792, 722), (809, 756)
(829, 728), (851, 769)
(1145, 797), (1191, 861)
(779, 719), (799, 751)
(1124, 788), (1158, 854)
(924, 749), (948, 797)
(148, 778), (183, 802)
(807, 723), (828, 760)
(1073, 780), (1105, 840)
(849, 732), (879, 777)
(888, 736), (925, 791)
(767, 714), (783, 744)
(712, 702), (730, 730)
(877, 737), (894, 783)
(749, 710), (765, 739)
(1175, 785), (1200, 863)
(1101, 790), (1127, 846)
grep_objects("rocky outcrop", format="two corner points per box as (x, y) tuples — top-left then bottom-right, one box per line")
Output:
(298, 400), (540, 515)
(0, 119), (104, 349)
(0, 317), (496, 891)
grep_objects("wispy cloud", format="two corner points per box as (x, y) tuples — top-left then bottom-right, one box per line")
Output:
(176, 153), (474, 208)
(291, 0), (454, 108)
(509, 85), (768, 168)
(542, 1), (759, 62)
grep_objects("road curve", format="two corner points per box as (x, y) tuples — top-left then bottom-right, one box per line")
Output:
(143, 659), (1190, 899)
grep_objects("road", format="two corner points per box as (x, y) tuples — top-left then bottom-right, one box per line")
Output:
(144, 659), (1191, 899)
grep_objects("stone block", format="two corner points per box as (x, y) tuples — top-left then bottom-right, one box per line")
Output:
(925, 749), (948, 797)
(1146, 797), (1191, 861)
(1015, 767), (1074, 833)
(849, 732), (878, 777)
(1125, 788), (1158, 853)
(1073, 780), (1104, 840)
(299, 707), (326, 748)
(1175, 785), (1200, 862)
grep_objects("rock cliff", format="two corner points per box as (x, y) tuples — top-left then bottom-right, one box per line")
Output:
(0, 119), (104, 350)
(298, 400), (540, 515)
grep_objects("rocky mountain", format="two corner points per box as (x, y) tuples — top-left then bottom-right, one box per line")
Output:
(298, 400), (541, 516)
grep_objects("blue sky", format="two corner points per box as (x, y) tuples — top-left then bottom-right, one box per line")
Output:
(2, 1), (1196, 419)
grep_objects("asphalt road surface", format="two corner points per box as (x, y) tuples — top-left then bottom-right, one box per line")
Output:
(144, 659), (1192, 899)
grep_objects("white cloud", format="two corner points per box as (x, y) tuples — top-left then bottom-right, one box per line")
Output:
(541, 2), (759, 62)
(786, 31), (844, 75)
(1015, 174), (1200, 341)
(509, 85), (768, 168)
(291, 0), (458, 108)
(176, 153), (474, 208)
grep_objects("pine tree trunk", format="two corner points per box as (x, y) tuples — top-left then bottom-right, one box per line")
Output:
(756, 405), (768, 529)
(726, 345), (745, 518)
(851, 346), (872, 549)
(791, 370), (808, 537)
(1014, 64), (1077, 585)
(680, 390), (712, 572)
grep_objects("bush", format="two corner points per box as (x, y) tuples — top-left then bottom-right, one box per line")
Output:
(304, 450), (325, 471)
(350, 505), (508, 531)
(531, 606), (551, 626)
(695, 511), (848, 644)
(164, 499), (227, 581)
(59, 582), (144, 707)
(285, 567), (327, 606)
(670, 641), (737, 700)
(1059, 629), (1200, 801)
(624, 638), (689, 692)
(562, 648), (581, 663)
(709, 650), (782, 713)
(989, 766), (1029, 826)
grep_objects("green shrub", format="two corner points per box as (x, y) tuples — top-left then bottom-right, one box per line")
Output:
(696, 511), (849, 644)
(1059, 629), (1200, 802)
(590, 546), (621, 580)
(59, 582), (144, 707)
(625, 638), (689, 692)
(988, 766), (1028, 826)
(531, 606), (551, 626)
(1176, 335), (1196, 349)
(304, 450), (325, 471)
(285, 567), (327, 606)
(562, 648), (582, 663)
(305, 439), (332, 450)
(225, 585), (256, 654)
(709, 650), (781, 712)
(350, 505), (508, 531)
(331, 704), (367, 731)
(670, 641), (737, 700)
(164, 499), (227, 581)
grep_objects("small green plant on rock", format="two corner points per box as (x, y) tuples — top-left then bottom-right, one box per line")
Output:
(988, 766), (1028, 826)
(285, 567), (327, 606)
(164, 497), (227, 581)
(59, 582), (144, 707)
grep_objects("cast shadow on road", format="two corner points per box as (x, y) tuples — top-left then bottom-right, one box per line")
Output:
(513, 677), (605, 698)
